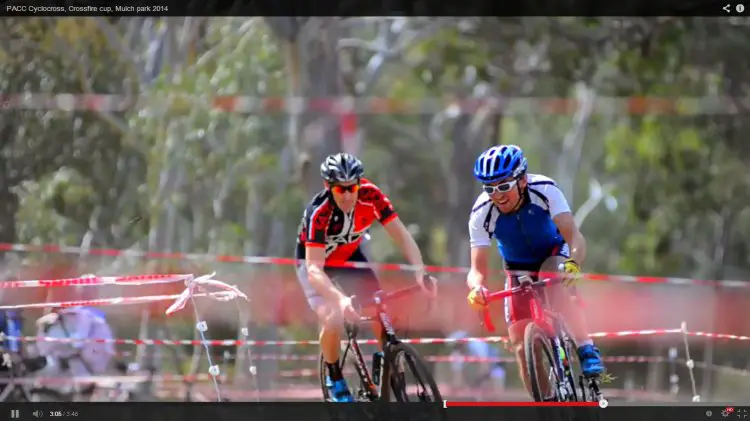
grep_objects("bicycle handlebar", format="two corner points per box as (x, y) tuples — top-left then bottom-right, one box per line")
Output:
(480, 276), (562, 333)
(357, 274), (437, 310)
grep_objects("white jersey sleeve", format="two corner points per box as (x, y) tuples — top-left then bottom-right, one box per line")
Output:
(526, 174), (572, 217)
(469, 192), (495, 248)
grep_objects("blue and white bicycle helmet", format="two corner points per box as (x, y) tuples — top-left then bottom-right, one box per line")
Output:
(473, 145), (528, 183)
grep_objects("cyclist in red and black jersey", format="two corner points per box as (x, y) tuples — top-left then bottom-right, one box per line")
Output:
(295, 152), (435, 402)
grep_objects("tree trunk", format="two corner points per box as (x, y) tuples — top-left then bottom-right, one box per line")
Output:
(296, 18), (344, 198)
(445, 111), (502, 268)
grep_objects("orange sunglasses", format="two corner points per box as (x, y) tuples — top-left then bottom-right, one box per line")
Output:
(330, 184), (361, 194)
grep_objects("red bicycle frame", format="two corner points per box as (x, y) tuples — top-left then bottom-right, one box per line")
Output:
(478, 276), (603, 403)
(354, 279), (435, 336)
(480, 276), (563, 334)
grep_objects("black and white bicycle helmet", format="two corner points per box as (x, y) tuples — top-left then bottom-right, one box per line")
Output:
(320, 153), (364, 183)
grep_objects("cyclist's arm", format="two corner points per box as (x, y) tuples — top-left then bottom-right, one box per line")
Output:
(468, 198), (493, 289)
(544, 183), (587, 265)
(553, 212), (587, 265)
(370, 186), (426, 277)
(382, 217), (426, 276)
(468, 247), (490, 289)
(305, 246), (349, 304)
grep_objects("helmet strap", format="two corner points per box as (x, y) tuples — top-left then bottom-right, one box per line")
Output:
(509, 182), (526, 213)
(496, 178), (526, 215)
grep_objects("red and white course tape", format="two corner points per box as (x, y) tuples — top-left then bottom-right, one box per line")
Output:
(0, 273), (191, 289)
(6, 328), (750, 348)
(9, 354), (749, 388)
(0, 273), (247, 316)
(1, 93), (748, 115)
(0, 292), (237, 311)
(1, 242), (748, 289)
(211, 353), (672, 365)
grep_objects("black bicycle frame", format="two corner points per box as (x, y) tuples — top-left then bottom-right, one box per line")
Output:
(340, 291), (400, 401)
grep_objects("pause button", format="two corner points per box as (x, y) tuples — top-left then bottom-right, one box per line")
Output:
(10, 409), (20, 419)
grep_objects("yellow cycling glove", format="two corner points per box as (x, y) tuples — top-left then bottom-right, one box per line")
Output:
(466, 286), (489, 311)
(561, 258), (582, 286)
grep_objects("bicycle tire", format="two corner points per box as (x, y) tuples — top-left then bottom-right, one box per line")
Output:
(318, 352), (333, 402)
(380, 342), (442, 403)
(524, 322), (564, 402)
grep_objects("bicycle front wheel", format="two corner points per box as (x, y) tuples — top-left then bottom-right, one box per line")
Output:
(381, 342), (442, 403)
(524, 322), (566, 402)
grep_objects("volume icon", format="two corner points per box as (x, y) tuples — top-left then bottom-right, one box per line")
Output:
(34, 410), (44, 418)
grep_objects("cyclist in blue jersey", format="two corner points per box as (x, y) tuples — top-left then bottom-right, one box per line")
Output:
(465, 145), (605, 399)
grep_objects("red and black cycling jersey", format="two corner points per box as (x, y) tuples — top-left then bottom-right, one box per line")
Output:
(295, 178), (398, 263)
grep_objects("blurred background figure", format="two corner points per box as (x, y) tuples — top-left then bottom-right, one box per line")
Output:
(30, 306), (116, 391)
(447, 330), (506, 398)
(0, 310), (24, 356)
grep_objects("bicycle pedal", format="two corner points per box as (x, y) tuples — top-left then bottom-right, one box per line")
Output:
(356, 390), (373, 402)
(585, 372), (613, 382)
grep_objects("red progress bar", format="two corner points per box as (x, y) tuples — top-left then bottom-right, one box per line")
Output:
(445, 401), (600, 407)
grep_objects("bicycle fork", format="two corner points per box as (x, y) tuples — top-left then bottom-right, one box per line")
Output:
(347, 339), (380, 401)
(346, 298), (402, 402)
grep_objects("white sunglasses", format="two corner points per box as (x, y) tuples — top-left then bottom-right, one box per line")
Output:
(483, 178), (518, 195)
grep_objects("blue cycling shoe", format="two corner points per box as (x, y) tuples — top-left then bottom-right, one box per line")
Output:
(325, 376), (354, 402)
(577, 344), (605, 377)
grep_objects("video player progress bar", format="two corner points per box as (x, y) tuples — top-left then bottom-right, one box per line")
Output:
(443, 401), (606, 408)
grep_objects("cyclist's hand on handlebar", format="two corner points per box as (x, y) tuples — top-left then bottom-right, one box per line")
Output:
(466, 286), (489, 311)
(338, 296), (360, 323)
(559, 259), (582, 287)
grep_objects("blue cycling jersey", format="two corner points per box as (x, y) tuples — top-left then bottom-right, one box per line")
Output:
(468, 174), (571, 265)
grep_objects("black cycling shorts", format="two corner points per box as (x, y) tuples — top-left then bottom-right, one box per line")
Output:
(296, 247), (381, 310)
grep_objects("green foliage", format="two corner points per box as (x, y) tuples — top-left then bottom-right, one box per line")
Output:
(0, 18), (141, 247)
(3, 16), (750, 283)
(124, 18), (294, 253)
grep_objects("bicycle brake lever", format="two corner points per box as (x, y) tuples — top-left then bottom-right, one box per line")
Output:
(482, 307), (496, 333)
